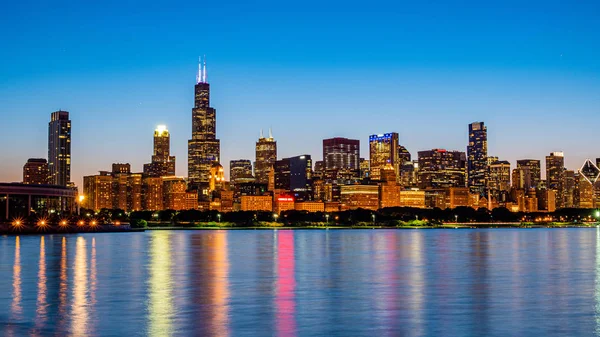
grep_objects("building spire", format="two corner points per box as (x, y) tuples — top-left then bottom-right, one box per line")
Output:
(196, 56), (202, 84)
(202, 55), (207, 83)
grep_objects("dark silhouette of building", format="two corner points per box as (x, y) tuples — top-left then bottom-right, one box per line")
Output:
(48, 110), (71, 186)
(23, 158), (49, 185)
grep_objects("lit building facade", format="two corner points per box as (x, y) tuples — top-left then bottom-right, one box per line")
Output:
(399, 190), (426, 208)
(48, 110), (71, 186)
(369, 133), (399, 181)
(188, 58), (220, 186)
(142, 177), (164, 211)
(546, 152), (565, 208)
(0, 183), (77, 219)
(323, 137), (360, 171)
(340, 185), (379, 211)
(467, 122), (487, 195)
(295, 201), (325, 213)
(209, 163), (225, 192)
(144, 125), (176, 177)
(241, 195), (273, 212)
(255, 130), (277, 185)
(23, 158), (49, 185)
(83, 172), (113, 211)
(230, 160), (253, 186)
(163, 177), (188, 210)
(488, 160), (510, 200)
(516, 159), (541, 189)
(274, 195), (295, 214)
(417, 149), (467, 189)
(446, 187), (470, 209)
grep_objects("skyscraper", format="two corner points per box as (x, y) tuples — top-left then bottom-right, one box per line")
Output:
(369, 133), (399, 181)
(417, 149), (467, 189)
(48, 110), (71, 186)
(398, 145), (411, 163)
(188, 57), (220, 187)
(144, 125), (176, 177)
(546, 152), (565, 208)
(230, 160), (254, 186)
(488, 160), (510, 200)
(323, 137), (360, 171)
(467, 122), (487, 195)
(255, 129), (277, 184)
(516, 159), (541, 189)
(23, 158), (49, 185)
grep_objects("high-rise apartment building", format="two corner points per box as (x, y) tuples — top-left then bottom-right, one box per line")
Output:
(467, 122), (487, 195)
(417, 149), (467, 189)
(323, 137), (360, 171)
(83, 172), (113, 211)
(48, 110), (71, 186)
(546, 152), (565, 208)
(144, 125), (176, 177)
(188, 57), (220, 186)
(255, 129), (277, 184)
(23, 158), (49, 185)
(369, 133), (399, 181)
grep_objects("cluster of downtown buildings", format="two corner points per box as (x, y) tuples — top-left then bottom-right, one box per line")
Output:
(8, 60), (600, 219)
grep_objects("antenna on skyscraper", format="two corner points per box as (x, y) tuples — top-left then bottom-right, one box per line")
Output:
(269, 127), (273, 139)
(202, 55), (207, 83)
(260, 129), (264, 139)
(196, 56), (202, 84)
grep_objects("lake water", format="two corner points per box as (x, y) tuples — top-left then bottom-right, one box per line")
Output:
(1, 229), (599, 336)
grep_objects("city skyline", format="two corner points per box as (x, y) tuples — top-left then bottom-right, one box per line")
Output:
(2, 1), (600, 187)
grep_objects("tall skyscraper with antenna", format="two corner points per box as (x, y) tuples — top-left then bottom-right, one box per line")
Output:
(188, 56), (220, 189)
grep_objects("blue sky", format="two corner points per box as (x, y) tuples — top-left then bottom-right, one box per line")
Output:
(1, 0), (599, 185)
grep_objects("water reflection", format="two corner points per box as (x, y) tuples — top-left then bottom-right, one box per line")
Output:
(11, 236), (22, 319)
(596, 227), (600, 335)
(275, 230), (297, 337)
(34, 236), (48, 332)
(71, 237), (89, 336)
(148, 231), (174, 337)
(58, 237), (68, 330)
(1, 230), (599, 336)
(190, 231), (230, 336)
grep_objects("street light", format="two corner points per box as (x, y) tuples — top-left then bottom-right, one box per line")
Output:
(372, 214), (376, 224)
(273, 213), (278, 222)
(455, 215), (458, 223)
(78, 195), (85, 215)
(217, 213), (222, 223)
(325, 214), (330, 224)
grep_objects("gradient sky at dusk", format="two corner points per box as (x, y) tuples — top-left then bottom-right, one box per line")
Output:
(1, 0), (600, 186)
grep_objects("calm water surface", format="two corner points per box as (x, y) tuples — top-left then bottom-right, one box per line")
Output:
(1, 229), (600, 336)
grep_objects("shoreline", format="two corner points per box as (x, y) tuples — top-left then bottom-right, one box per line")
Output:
(1, 223), (597, 236)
